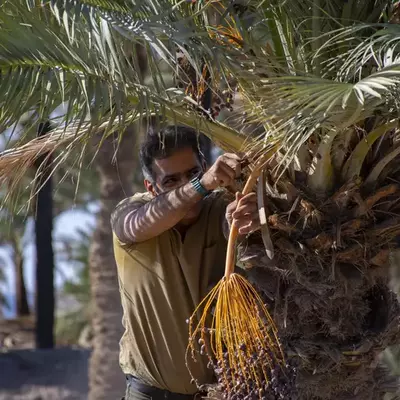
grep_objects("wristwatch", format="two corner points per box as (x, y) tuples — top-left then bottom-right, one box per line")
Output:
(190, 176), (210, 197)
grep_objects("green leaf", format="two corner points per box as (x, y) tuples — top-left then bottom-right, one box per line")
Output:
(342, 120), (398, 182)
(364, 143), (400, 188)
(307, 130), (338, 195)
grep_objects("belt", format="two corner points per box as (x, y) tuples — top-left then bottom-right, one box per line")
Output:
(126, 375), (200, 400)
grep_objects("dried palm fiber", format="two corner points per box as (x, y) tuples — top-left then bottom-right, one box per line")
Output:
(227, 124), (400, 399)
(186, 151), (287, 396)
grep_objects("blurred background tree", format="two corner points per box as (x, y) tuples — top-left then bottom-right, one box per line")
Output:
(56, 227), (92, 346)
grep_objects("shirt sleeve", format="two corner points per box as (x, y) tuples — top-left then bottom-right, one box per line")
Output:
(111, 192), (152, 244)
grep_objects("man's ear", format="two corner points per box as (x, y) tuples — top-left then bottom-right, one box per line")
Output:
(144, 179), (157, 197)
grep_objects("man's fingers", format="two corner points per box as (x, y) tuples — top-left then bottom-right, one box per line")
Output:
(237, 192), (257, 206)
(212, 162), (235, 186)
(226, 193), (243, 219)
(214, 173), (230, 187)
(218, 162), (236, 182)
(234, 216), (252, 226)
(233, 212), (259, 226)
(234, 212), (259, 225)
(224, 160), (241, 178)
(221, 154), (241, 178)
(225, 152), (249, 170)
(223, 153), (241, 161)
(238, 225), (252, 235)
(233, 208), (257, 221)
(237, 218), (260, 235)
(233, 202), (258, 218)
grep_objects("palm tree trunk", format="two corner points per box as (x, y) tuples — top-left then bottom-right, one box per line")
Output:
(88, 129), (136, 400)
(9, 234), (30, 317)
(14, 245), (30, 317)
(34, 120), (55, 349)
(89, 44), (146, 400)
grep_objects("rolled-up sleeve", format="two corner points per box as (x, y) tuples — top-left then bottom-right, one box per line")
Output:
(111, 192), (152, 244)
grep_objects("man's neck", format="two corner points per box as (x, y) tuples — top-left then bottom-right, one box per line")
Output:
(175, 212), (202, 240)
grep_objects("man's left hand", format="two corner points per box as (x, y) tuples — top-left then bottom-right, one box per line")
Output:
(225, 192), (260, 235)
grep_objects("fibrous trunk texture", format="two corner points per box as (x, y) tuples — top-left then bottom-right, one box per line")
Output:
(88, 130), (136, 400)
(237, 175), (400, 400)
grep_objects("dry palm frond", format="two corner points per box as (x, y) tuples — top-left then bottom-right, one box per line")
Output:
(0, 103), (249, 211)
(187, 152), (285, 393)
(0, 128), (78, 198)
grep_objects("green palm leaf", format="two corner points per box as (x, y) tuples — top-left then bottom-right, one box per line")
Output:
(0, 1), (248, 186)
(1, 0), (400, 186)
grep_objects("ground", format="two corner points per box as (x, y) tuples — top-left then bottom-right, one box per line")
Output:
(0, 317), (89, 400)
(0, 348), (89, 400)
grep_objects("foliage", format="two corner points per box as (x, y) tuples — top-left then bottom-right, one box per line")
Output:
(0, 125), (98, 319)
(0, 1), (398, 169)
(55, 227), (92, 345)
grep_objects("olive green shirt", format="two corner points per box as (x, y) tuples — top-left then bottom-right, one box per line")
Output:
(112, 191), (228, 394)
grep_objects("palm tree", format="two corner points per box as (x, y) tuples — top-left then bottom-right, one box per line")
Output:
(1, 1), (400, 398)
(0, 256), (10, 317)
(87, 130), (137, 400)
(0, 206), (30, 318)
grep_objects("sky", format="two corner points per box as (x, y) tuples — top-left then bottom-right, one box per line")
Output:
(0, 114), (97, 318)
(1, 207), (96, 318)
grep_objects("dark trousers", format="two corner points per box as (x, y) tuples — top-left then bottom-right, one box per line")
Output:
(123, 375), (199, 400)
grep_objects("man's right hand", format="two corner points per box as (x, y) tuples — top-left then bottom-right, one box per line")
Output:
(200, 153), (242, 191)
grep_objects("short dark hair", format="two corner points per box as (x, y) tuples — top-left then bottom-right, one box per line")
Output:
(139, 125), (206, 181)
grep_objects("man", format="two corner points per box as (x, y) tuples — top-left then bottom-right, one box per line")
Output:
(111, 125), (260, 400)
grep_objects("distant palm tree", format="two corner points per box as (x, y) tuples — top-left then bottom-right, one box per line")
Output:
(34, 120), (55, 349)
(1, 1), (400, 399)
(0, 261), (9, 317)
(0, 209), (30, 318)
(56, 227), (92, 345)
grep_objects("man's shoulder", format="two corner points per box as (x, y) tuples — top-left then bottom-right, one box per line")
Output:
(115, 192), (153, 209)
(111, 192), (153, 240)
(112, 192), (152, 217)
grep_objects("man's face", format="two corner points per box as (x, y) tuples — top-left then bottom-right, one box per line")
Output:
(144, 147), (206, 224)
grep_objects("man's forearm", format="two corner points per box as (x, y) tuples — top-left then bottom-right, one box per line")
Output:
(122, 183), (203, 243)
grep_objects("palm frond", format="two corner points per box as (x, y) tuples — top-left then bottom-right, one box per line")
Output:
(1, 0), (400, 182)
(235, 58), (400, 167)
(341, 120), (398, 182)
(0, 1), (158, 130)
(0, 1), (253, 203)
(0, 106), (248, 210)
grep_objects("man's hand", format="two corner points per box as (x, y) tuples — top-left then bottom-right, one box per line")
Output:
(200, 153), (242, 191)
(226, 192), (260, 235)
